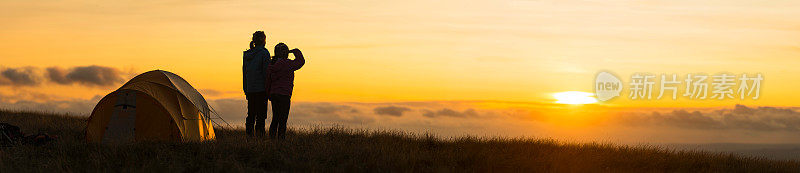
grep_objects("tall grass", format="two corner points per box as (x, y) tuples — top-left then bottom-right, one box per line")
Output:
(1, 110), (798, 172)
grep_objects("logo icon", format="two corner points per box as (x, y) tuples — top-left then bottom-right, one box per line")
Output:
(595, 72), (622, 101)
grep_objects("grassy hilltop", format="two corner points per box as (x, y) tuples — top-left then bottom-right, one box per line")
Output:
(1, 110), (798, 172)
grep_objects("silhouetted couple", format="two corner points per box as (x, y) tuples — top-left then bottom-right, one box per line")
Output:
(242, 31), (305, 139)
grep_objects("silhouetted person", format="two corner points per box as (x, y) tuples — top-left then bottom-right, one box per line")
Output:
(267, 43), (305, 139)
(242, 31), (271, 137)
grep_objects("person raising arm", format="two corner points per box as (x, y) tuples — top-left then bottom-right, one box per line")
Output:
(287, 48), (305, 71)
(267, 43), (305, 140)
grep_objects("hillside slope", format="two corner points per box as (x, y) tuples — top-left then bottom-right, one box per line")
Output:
(1, 110), (798, 172)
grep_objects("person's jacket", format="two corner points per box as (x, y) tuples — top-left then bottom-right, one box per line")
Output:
(242, 46), (270, 93)
(267, 53), (305, 96)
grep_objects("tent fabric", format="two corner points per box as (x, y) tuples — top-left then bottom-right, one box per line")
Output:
(162, 71), (211, 118)
(86, 70), (215, 142)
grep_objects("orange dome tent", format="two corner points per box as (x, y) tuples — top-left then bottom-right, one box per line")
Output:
(86, 70), (215, 142)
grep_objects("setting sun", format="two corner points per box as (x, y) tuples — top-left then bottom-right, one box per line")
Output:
(553, 91), (598, 105)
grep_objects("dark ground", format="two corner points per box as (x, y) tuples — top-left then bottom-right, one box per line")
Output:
(1, 110), (799, 172)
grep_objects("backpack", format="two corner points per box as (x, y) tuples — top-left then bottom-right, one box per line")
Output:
(0, 123), (23, 146)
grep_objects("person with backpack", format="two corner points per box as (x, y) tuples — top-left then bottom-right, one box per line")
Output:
(267, 43), (305, 139)
(242, 31), (271, 137)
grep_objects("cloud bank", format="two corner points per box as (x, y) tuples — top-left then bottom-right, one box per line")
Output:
(373, 106), (411, 116)
(0, 67), (39, 86)
(3, 91), (800, 143)
(422, 108), (479, 118)
(619, 105), (800, 132)
(0, 66), (125, 87)
(46, 66), (125, 86)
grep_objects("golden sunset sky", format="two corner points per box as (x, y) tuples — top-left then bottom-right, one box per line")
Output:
(4, 0), (800, 143)
(3, 0), (800, 107)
